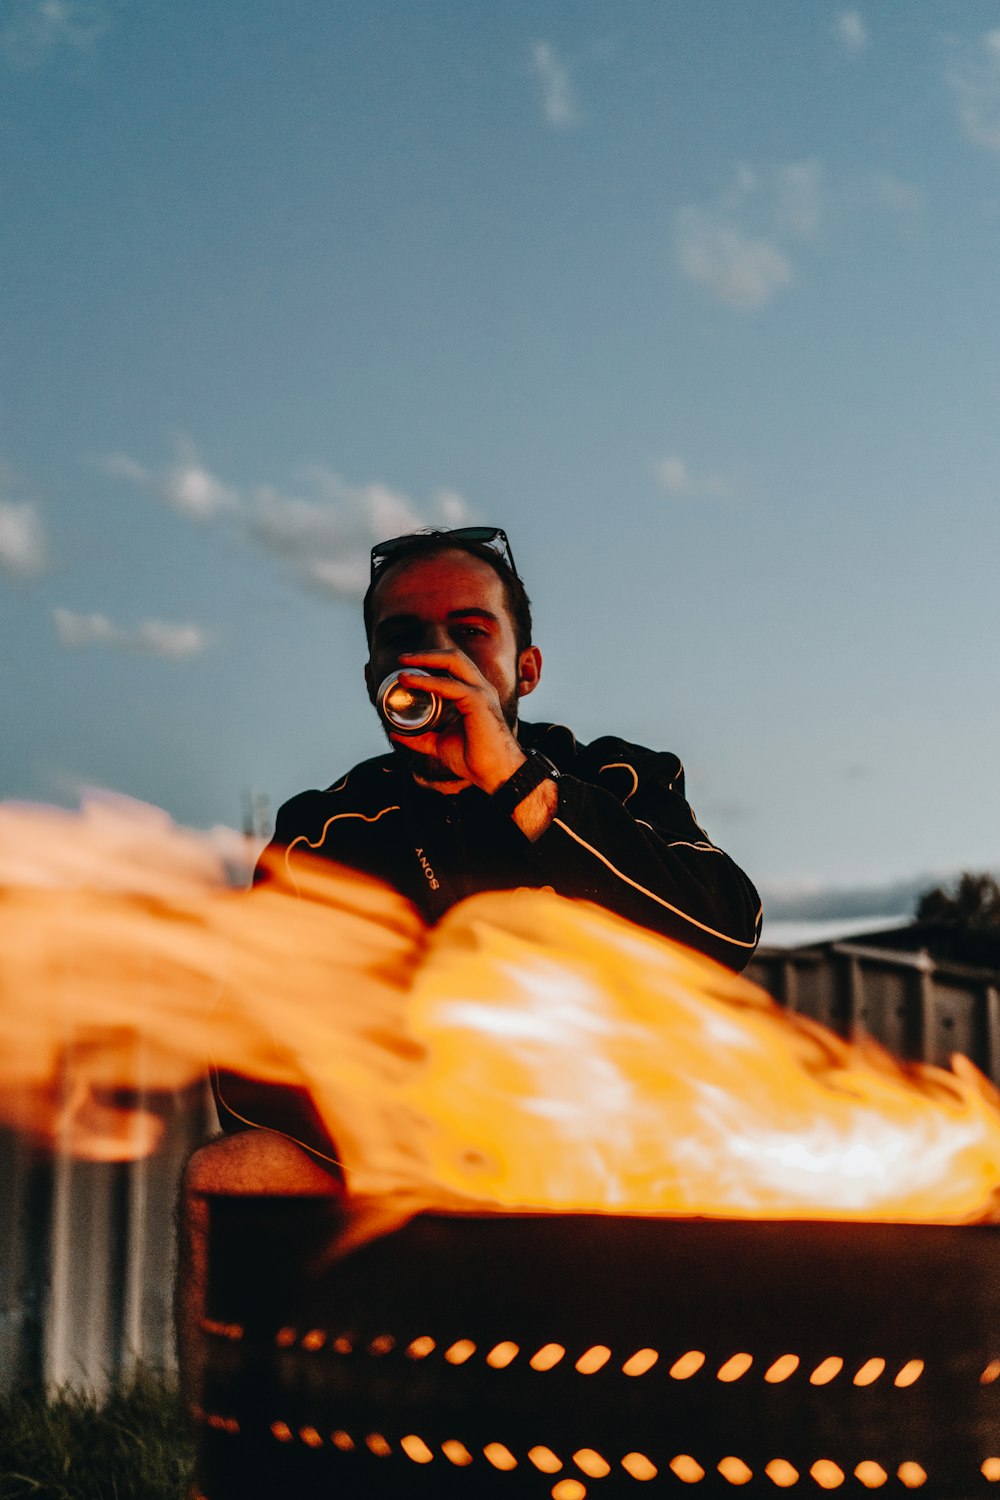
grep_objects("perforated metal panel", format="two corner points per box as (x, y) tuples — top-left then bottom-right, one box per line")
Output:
(195, 1197), (1000, 1499)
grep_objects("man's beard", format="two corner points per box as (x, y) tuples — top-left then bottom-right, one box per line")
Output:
(387, 685), (520, 784)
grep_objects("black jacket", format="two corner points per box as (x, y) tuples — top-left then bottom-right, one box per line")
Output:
(213, 722), (761, 1163)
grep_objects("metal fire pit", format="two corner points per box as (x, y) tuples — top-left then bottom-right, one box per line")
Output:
(194, 1195), (1000, 1498)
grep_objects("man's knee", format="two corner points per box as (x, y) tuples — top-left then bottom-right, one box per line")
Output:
(183, 1128), (341, 1197)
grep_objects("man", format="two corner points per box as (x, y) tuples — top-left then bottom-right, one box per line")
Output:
(212, 524), (761, 1159)
(180, 527), (761, 1389)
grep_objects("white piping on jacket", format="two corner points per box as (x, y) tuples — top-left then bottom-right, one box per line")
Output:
(551, 816), (759, 950)
(284, 806), (400, 889)
(598, 761), (639, 803)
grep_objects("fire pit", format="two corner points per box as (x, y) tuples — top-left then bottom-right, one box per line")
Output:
(193, 1194), (1000, 1498)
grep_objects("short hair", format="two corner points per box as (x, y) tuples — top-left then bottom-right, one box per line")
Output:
(363, 530), (534, 654)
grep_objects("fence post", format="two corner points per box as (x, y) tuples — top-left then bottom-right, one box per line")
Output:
(985, 984), (1000, 1087)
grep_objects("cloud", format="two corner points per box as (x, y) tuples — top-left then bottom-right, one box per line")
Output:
(947, 29), (1000, 154)
(675, 209), (792, 310)
(0, 0), (108, 68)
(101, 440), (239, 523)
(529, 40), (579, 129)
(653, 454), (732, 500)
(248, 469), (471, 599)
(863, 172), (925, 218)
(833, 10), (868, 53)
(0, 501), (48, 577)
(774, 161), (824, 238)
(674, 160), (823, 310)
(53, 609), (211, 660)
(102, 443), (474, 601)
(759, 874), (945, 923)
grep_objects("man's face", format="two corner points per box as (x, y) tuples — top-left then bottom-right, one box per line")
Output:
(364, 548), (535, 780)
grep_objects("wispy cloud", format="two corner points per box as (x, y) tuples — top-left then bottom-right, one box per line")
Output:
(760, 873), (944, 924)
(101, 442), (472, 601)
(529, 40), (579, 129)
(102, 441), (239, 523)
(675, 160), (823, 310)
(248, 470), (469, 598)
(862, 172), (925, 218)
(675, 210), (793, 311)
(53, 608), (211, 660)
(947, 29), (1000, 154)
(0, 0), (108, 69)
(653, 454), (732, 500)
(0, 500), (48, 578)
(773, 161), (824, 238)
(833, 10), (868, 54)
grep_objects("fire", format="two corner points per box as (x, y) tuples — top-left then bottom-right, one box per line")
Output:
(2, 794), (1000, 1222)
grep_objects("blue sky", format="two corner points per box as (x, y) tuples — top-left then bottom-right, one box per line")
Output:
(2, 0), (999, 926)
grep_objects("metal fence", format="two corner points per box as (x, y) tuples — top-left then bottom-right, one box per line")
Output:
(747, 941), (1000, 1082)
(2, 940), (999, 1396)
(0, 1081), (215, 1397)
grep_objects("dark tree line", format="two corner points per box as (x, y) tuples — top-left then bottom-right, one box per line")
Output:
(915, 872), (1000, 928)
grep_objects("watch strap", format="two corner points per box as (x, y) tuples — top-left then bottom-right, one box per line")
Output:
(490, 749), (561, 818)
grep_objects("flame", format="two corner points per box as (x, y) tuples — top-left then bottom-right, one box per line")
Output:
(2, 794), (1000, 1222)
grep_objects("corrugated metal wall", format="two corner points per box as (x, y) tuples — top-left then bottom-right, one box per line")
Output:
(2, 940), (999, 1396)
(0, 1080), (216, 1397)
(747, 941), (1000, 1080)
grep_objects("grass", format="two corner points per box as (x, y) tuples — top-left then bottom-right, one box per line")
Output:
(0, 1370), (193, 1500)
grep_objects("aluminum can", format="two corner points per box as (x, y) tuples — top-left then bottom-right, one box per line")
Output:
(375, 669), (444, 735)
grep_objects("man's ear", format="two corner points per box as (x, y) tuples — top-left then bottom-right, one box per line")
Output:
(364, 661), (376, 704)
(516, 645), (543, 699)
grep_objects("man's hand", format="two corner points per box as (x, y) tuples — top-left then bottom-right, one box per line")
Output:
(394, 649), (525, 793)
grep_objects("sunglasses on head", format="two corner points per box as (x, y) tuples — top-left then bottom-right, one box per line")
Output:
(370, 526), (518, 581)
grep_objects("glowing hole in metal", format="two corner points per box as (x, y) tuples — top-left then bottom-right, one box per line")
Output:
(552, 1482), (587, 1500)
(274, 1327), (296, 1348)
(981, 1360), (1000, 1386)
(894, 1360), (924, 1388)
(202, 1318), (243, 1341)
(531, 1342), (567, 1371)
(576, 1344), (612, 1374)
(622, 1347), (659, 1377)
(810, 1357), (844, 1385)
(897, 1462), (927, 1489)
(764, 1459), (799, 1487)
(622, 1452), (658, 1481)
(406, 1336), (435, 1359)
(331, 1430), (354, 1452)
(444, 1339), (477, 1365)
(484, 1442), (518, 1471)
(299, 1427), (322, 1448)
(301, 1329), (326, 1351)
(718, 1456), (753, 1485)
(529, 1446), (563, 1474)
(574, 1449), (610, 1478)
(718, 1353), (754, 1382)
(487, 1341), (520, 1368)
(270, 1422), (293, 1443)
(982, 1458), (1000, 1482)
(369, 1334), (395, 1356)
(854, 1358), (886, 1387)
(366, 1433), (391, 1457)
(442, 1440), (473, 1467)
(764, 1354), (800, 1383)
(670, 1350), (706, 1380)
(401, 1434), (434, 1464)
(855, 1461), (888, 1488)
(332, 1336), (352, 1355)
(810, 1460), (845, 1488)
(670, 1454), (706, 1483)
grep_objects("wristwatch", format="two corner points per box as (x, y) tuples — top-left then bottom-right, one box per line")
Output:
(490, 749), (561, 818)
